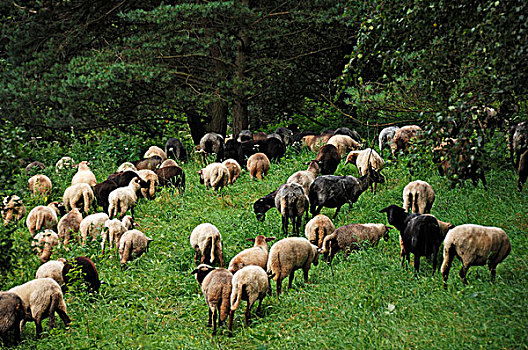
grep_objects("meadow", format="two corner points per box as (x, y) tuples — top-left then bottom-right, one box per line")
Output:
(3, 132), (528, 349)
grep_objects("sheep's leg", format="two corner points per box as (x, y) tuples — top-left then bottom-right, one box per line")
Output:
(207, 309), (212, 327)
(217, 248), (224, 268)
(303, 267), (309, 283)
(256, 298), (264, 317)
(244, 302), (252, 326)
(413, 255), (420, 275)
(432, 248), (439, 276)
(276, 277), (283, 297)
(296, 216), (302, 236)
(57, 305), (71, 328)
(282, 216), (288, 235)
(228, 310), (234, 336)
(35, 319), (43, 339)
(459, 265), (468, 284)
(441, 248), (455, 288)
(212, 308), (218, 335)
(288, 272), (295, 289)
(489, 264), (497, 282)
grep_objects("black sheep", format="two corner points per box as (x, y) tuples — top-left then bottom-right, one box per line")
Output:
(93, 179), (119, 213)
(0, 292), (26, 345)
(253, 184), (286, 222)
(242, 138), (286, 162)
(62, 256), (101, 293)
(518, 150), (528, 191)
(165, 138), (187, 162)
(224, 139), (245, 165)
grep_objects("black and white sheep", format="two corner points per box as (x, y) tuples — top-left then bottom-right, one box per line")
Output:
(275, 182), (309, 235)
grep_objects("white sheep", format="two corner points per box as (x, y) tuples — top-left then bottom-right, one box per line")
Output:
(79, 212), (109, 245)
(137, 169), (159, 200)
(63, 182), (95, 213)
(102, 215), (136, 253)
(35, 259), (66, 285)
(199, 163), (230, 191)
(441, 224), (511, 287)
(26, 203), (60, 235)
(247, 153), (270, 180)
(287, 159), (321, 196)
(190, 223), (224, 267)
(228, 235), (276, 273)
(108, 177), (142, 219)
(117, 162), (137, 172)
(119, 229), (153, 267)
(222, 159), (241, 184)
(143, 145), (167, 161)
(345, 148), (385, 175)
(57, 207), (82, 246)
(55, 156), (75, 173)
(229, 265), (269, 332)
(32, 229), (59, 263)
(2, 195), (26, 225)
(71, 161), (97, 187)
(327, 135), (361, 158)
(8, 278), (70, 338)
(304, 214), (335, 248)
(28, 174), (52, 197)
(402, 180), (435, 214)
(267, 237), (320, 296)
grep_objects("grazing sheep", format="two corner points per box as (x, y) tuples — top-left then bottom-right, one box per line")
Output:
(165, 138), (187, 162)
(518, 150), (528, 191)
(345, 148), (385, 192)
(199, 132), (225, 161)
(237, 130), (253, 143)
(26, 203), (60, 235)
(8, 278), (71, 338)
(143, 145), (167, 162)
(510, 121), (528, 167)
(119, 229), (153, 267)
(275, 127), (294, 146)
(63, 183), (95, 214)
(334, 127), (361, 143)
(378, 126), (400, 151)
(303, 134), (332, 152)
(55, 157), (75, 173)
(102, 215), (136, 253)
(2, 195), (26, 226)
(267, 237), (320, 296)
(134, 156), (163, 170)
(137, 169), (158, 200)
(191, 264), (233, 336)
(315, 144), (340, 175)
(287, 159), (321, 196)
(117, 162), (137, 172)
(247, 153), (270, 180)
(35, 260), (65, 285)
(441, 224), (511, 287)
(160, 159), (179, 168)
(241, 138), (286, 162)
(57, 208), (82, 247)
(224, 140), (245, 166)
(108, 177), (142, 219)
(253, 185), (285, 222)
(190, 223), (224, 267)
(32, 229), (59, 263)
(0, 292), (26, 344)
(93, 179), (119, 214)
(275, 182), (309, 235)
(79, 213), (109, 245)
(391, 125), (422, 156)
(222, 159), (242, 184)
(320, 224), (391, 263)
(28, 174), (52, 197)
(62, 256), (101, 293)
(25, 161), (46, 175)
(402, 180), (435, 214)
(304, 214), (335, 248)
(309, 168), (385, 218)
(228, 235), (276, 273)
(229, 266), (269, 332)
(71, 161), (97, 187)
(327, 135), (361, 158)
(199, 163), (230, 191)
(155, 166), (186, 193)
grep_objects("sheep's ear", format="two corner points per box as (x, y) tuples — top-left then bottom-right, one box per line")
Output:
(246, 238), (255, 242)
(191, 268), (199, 275)
(379, 206), (389, 213)
(265, 237), (276, 242)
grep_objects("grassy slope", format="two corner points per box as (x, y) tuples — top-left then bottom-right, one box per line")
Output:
(5, 142), (528, 349)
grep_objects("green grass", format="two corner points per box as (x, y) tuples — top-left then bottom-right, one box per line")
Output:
(3, 140), (528, 349)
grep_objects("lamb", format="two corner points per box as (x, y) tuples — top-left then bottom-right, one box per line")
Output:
(63, 182), (95, 213)
(222, 159), (242, 184)
(57, 207), (82, 246)
(108, 177), (142, 219)
(79, 212), (109, 244)
(160, 159), (179, 168)
(334, 127), (361, 143)
(441, 224), (511, 287)
(62, 256), (101, 293)
(304, 214), (335, 248)
(309, 168), (385, 218)
(378, 126), (400, 151)
(345, 148), (385, 192)
(137, 169), (158, 200)
(26, 203), (60, 235)
(391, 125), (423, 156)
(117, 162), (137, 172)
(247, 153), (270, 180)
(8, 278), (71, 338)
(35, 260), (65, 285)
(275, 182), (310, 235)
(228, 235), (276, 273)
(0, 292), (26, 344)
(165, 138), (187, 162)
(32, 229), (59, 263)
(253, 184), (285, 222)
(327, 135), (361, 158)
(2, 195), (26, 226)
(71, 160), (97, 187)
(119, 229), (153, 268)
(190, 223), (224, 267)
(320, 223), (391, 263)
(229, 266), (270, 332)
(134, 156), (163, 170)
(199, 132), (225, 161)
(191, 264), (233, 336)
(55, 156), (75, 173)
(102, 215), (137, 253)
(402, 180), (435, 214)
(28, 174), (52, 197)
(267, 237), (320, 296)
(287, 159), (321, 196)
(315, 144), (340, 175)
(518, 150), (528, 191)
(143, 145), (167, 161)
(199, 162), (230, 191)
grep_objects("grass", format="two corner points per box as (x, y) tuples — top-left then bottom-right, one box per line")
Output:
(2, 138), (528, 349)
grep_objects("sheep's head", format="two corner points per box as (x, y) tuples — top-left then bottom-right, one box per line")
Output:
(367, 167), (385, 184)
(191, 264), (215, 285)
(253, 199), (272, 222)
(379, 205), (406, 228)
(248, 235), (276, 246)
(345, 151), (360, 165)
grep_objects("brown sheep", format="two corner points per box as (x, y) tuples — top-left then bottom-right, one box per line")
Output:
(28, 174), (52, 197)
(247, 153), (270, 180)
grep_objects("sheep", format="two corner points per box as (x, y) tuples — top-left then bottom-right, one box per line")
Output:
(303, 134), (332, 152)
(391, 125), (422, 156)
(191, 264), (233, 336)
(241, 138), (286, 162)
(267, 237), (320, 296)
(222, 159), (242, 184)
(378, 126), (400, 151)
(137, 169), (158, 200)
(287, 159), (321, 196)
(401, 180), (436, 214)
(106, 171), (149, 198)
(510, 121), (527, 167)
(315, 144), (340, 175)
(63, 182), (95, 214)
(518, 150), (528, 191)
(143, 145), (167, 162)
(379, 204), (443, 275)
(108, 177), (142, 219)
(275, 127), (294, 146)
(309, 168), (385, 218)
(253, 132), (268, 141)
(247, 153), (270, 180)
(199, 162), (230, 191)
(55, 156), (74, 173)
(93, 179), (119, 214)
(35, 260), (65, 285)
(334, 127), (361, 143)
(190, 223), (224, 267)
(25, 161), (46, 175)
(327, 135), (361, 158)
(32, 229), (59, 263)
(102, 215), (137, 253)
(79, 212), (109, 245)
(320, 223), (391, 263)
(155, 165), (186, 192)
(62, 256), (101, 293)
(134, 156), (163, 170)
(25, 203), (60, 235)
(253, 184), (285, 222)
(275, 182), (309, 235)
(160, 159), (179, 168)
(71, 160), (97, 187)
(229, 266), (270, 332)
(237, 130), (253, 143)
(8, 278), (70, 338)
(441, 224), (511, 287)
(165, 138), (187, 162)
(28, 174), (52, 197)
(2, 195), (26, 226)
(228, 235), (276, 273)
(304, 214), (335, 248)
(117, 162), (137, 172)
(119, 229), (153, 268)
(0, 292), (27, 344)
(57, 207), (82, 247)
(199, 132), (225, 161)
(224, 140), (245, 166)
(345, 148), (385, 192)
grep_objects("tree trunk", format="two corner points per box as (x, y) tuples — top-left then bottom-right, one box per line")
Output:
(232, 0), (250, 137)
(207, 94), (228, 137)
(187, 110), (207, 145)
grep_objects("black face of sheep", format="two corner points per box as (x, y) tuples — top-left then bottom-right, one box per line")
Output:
(253, 199), (271, 222)
(191, 264), (215, 285)
(379, 205), (411, 232)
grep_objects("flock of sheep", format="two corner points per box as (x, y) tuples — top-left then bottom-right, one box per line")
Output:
(0, 120), (526, 343)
